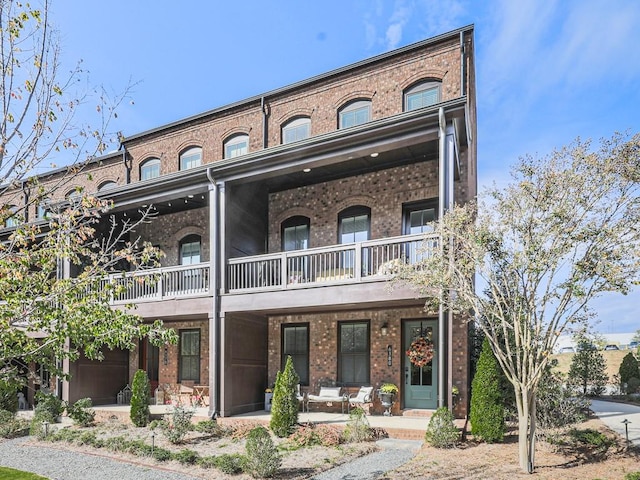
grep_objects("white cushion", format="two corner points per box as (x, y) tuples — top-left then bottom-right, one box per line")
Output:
(319, 387), (341, 397)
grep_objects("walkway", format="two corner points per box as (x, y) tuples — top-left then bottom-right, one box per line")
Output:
(590, 398), (640, 446)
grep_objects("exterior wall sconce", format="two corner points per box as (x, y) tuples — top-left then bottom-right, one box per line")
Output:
(381, 323), (389, 336)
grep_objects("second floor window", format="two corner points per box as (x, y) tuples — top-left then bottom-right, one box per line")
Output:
(140, 158), (161, 180)
(282, 117), (311, 144)
(404, 200), (438, 235)
(4, 205), (19, 228)
(404, 81), (441, 111)
(37, 200), (50, 220)
(282, 216), (310, 251)
(180, 234), (201, 265)
(339, 206), (370, 244)
(180, 147), (202, 170)
(224, 134), (249, 159)
(339, 100), (371, 129)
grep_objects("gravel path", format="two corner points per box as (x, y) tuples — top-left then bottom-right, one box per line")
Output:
(311, 438), (422, 480)
(0, 436), (421, 480)
(0, 437), (199, 480)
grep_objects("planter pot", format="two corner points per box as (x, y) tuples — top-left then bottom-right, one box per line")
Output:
(378, 391), (396, 416)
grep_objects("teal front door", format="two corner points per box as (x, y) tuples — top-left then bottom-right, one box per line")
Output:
(403, 319), (437, 409)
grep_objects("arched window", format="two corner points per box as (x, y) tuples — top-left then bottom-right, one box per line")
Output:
(282, 117), (311, 144)
(338, 100), (371, 129)
(338, 206), (370, 244)
(140, 157), (161, 180)
(98, 181), (118, 192)
(37, 198), (51, 220)
(281, 216), (310, 251)
(180, 234), (201, 265)
(180, 146), (202, 170)
(4, 205), (20, 228)
(223, 134), (249, 159)
(404, 80), (441, 111)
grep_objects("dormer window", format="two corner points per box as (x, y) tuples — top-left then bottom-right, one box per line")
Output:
(404, 81), (441, 111)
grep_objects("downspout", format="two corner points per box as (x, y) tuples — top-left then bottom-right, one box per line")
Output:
(261, 97), (268, 149)
(22, 181), (30, 223)
(438, 107), (446, 409)
(207, 167), (220, 418)
(122, 146), (131, 184)
(460, 31), (465, 97)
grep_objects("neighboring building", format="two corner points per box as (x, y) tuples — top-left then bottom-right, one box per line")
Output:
(2, 26), (477, 417)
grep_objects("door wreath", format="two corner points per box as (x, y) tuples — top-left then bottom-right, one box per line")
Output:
(406, 337), (435, 367)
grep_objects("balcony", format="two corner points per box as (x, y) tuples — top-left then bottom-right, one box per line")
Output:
(226, 233), (437, 293)
(109, 263), (210, 304)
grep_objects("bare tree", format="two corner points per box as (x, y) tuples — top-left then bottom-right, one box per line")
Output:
(0, 0), (175, 395)
(396, 133), (640, 473)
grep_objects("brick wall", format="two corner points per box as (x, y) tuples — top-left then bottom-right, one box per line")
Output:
(267, 306), (469, 416)
(267, 161), (439, 251)
(134, 206), (209, 266)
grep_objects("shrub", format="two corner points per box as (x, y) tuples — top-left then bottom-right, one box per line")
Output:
(536, 366), (587, 438)
(470, 338), (505, 442)
(244, 426), (281, 478)
(0, 410), (29, 438)
(152, 447), (172, 462)
(625, 473), (640, 480)
(78, 431), (98, 446)
(173, 448), (200, 465)
(424, 407), (459, 448)
(67, 397), (96, 427)
(197, 455), (218, 469)
(270, 355), (300, 437)
(0, 382), (18, 413)
(29, 391), (65, 437)
(343, 407), (374, 443)
(160, 406), (194, 444)
(286, 424), (320, 449)
(620, 353), (640, 390)
(194, 419), (226, 437)
(216, 453), (247, 474)
(627, 377), (640, 395)
(130, 370), (150, 427)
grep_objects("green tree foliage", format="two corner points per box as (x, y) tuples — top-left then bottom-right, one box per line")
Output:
(0, 1), (177, 394)
(619, 352), (640, 390)
(244, 426), (281, 478)
(470, 338), (505, 442)
(0, 380), (18, 413)
(130, 370), (150, 427)
(568, 336), (609, 396)
(67, 397), (95, 427)
(395, 133), (640, 472)
(269, 356), (300, 437)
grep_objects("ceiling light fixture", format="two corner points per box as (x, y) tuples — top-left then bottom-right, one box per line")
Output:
(303, 168), (311, 173)
(370, 152), (379, 158)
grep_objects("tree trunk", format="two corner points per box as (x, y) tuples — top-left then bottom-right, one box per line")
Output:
(516, 387), (535, 473)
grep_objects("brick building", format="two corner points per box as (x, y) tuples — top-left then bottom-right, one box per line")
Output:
(2, 25), (477, 417)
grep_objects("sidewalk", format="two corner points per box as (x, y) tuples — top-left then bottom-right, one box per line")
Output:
(590, 398), (640, 446)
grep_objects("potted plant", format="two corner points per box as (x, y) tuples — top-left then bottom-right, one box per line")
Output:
(378, 383), (398, 416)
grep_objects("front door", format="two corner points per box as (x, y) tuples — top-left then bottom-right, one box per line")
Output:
(403, 319), (437, 409)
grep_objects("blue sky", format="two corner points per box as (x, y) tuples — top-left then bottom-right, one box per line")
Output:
(48, 0), (640, 334)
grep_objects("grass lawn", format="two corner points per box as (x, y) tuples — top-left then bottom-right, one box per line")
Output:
(0, 467), (48, 480)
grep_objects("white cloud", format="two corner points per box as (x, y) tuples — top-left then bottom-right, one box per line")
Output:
(385, 1), (413, 50)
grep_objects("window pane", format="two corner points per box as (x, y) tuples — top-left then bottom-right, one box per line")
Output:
(283, 119), (310, 144)
(181, 241), (201, 265)
(180, 148), (202, 170)
(179, 330), (200, 382)
(339, 322), (369, 385)
(141, 159), (161, 180)
(407, 87), (439, 111)
(282, 325), (309, 385)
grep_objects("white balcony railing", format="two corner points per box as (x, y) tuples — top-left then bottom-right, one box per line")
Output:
(226, 233), (437, 292)
(109, 263), (210, 303)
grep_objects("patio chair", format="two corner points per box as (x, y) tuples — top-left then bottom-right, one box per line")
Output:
(296, 384), (307, 412)
(348, 386), (374, 413)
